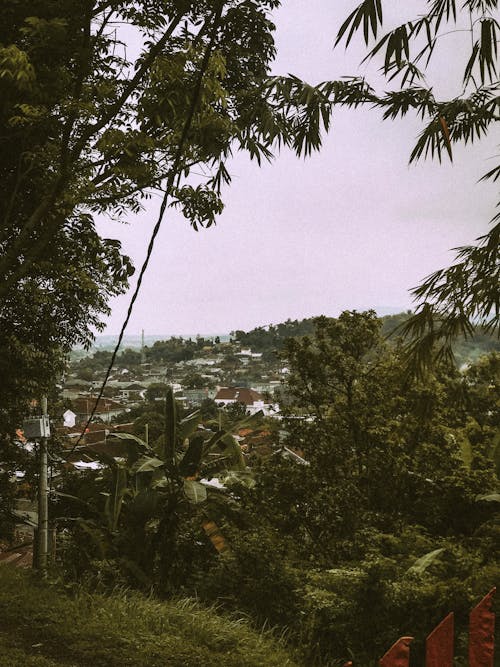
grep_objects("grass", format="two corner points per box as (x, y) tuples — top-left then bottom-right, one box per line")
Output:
(0, 567), (301, 667)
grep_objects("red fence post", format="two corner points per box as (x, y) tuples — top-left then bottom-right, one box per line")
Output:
(469, 587), (496, 667)
(379, 637), (413, 667)
(426, 612), (454, 667)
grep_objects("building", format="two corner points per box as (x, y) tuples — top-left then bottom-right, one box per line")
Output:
(118, 383), (146, 401)
(214, 386), (278, 416)
(71, 397), (126, 424)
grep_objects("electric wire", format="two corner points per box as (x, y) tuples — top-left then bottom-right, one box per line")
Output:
(68, 3), (224, 455)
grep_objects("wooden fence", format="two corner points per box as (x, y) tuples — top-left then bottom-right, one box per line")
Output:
(375, 587), (496, 667)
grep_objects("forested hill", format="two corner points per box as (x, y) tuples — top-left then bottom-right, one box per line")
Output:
(232, 312), (499, 365)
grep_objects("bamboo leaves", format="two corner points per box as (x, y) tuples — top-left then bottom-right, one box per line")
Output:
(335, 0), (383, 48)
(479, 18), (499, 84)
(464, 19), (499, 85)
(333, 1), (499, 371)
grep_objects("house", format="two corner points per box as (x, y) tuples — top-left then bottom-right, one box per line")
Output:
(62, 378), (91, 399)
(118, 383), (146, 401)
(236, 349), (263, 359)
(214, 387), (278, 416)
(71, 397), (126, 424)
(215, 386), (262, 407)
(182, 388), (210, 406)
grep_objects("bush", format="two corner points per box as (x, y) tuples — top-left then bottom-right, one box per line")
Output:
(198, 528), (303, 630)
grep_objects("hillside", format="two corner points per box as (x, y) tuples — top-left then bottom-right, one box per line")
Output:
(0, 568), (301, 667)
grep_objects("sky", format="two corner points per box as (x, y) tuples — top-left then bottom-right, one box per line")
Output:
(97, 1), (499, 336)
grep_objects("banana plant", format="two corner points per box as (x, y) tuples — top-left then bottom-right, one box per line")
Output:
(108, 386), (260, 505)
(57, 387), (262, 585)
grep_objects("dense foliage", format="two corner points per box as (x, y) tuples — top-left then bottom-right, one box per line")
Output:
(53, 312), (499, 665)
(195, 314), (499, 665)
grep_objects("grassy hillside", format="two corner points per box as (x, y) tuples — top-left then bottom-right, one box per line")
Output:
(0, 568), (301, 667)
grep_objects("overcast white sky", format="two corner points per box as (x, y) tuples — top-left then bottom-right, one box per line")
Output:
(98, 1), (499, 336)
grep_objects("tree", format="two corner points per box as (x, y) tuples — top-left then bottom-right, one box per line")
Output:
(196, 319), (499, 663)
(283, 312), (408, 533)
(1, 1), (342, 440)
(200, 398), (219, 421)
(1, 0), (340, 300)
(183, 372), (206, 389)
(224, 401), (249, 423)
(334, 0), (499, 370)
(145, 382), (169, 403)
(117, 348), (142, 367)
(279, 312), (498, 548)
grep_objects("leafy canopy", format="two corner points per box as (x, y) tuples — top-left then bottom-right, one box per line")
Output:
(334, 0), (499, 372)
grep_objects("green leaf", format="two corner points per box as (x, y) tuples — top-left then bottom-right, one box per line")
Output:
(479, 18), (498, 84)
(335, 0), (383, 48)
(492, 434), (500, 478)
(204, 432), (245, 471)
(183, 479), (207, 504)
(105, 432), (152, 463)
(233, 410), (265, 430)
(131, 455), (165, 474)
(178, 410), (201, 442)
(475, 493), (500, 503)
(464, 41), (480, 84)
(219, 469), (256, 489)
(106, 432), (148, 449)
(11, 509), (38, 527)
(52, 491), (96, 514)
(459, 438), (473, 471)
(104, 466), (129, 532)
(164, 386), (177, 464)
(407, 547), (445, 574)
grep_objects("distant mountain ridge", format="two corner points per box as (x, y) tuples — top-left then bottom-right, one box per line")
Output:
(83, 312), (498, 367)
(87, 333), (231, 350)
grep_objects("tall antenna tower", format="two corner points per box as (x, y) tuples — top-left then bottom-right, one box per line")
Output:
(141, 329), (146, 364)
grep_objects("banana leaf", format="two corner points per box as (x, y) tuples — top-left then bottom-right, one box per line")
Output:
(178, 434), (204, 477)
(475, 493), (500, 503)
(178, 410), (201, 442)
(407, 547), (444, 574)
(131, 455), (165, 474)
(218, 469), (256, 488)
(183, 479), (207, 504)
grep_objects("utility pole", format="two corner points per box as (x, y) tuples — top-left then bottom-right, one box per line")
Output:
(23, 397), (50, 575)
(37, 396), (49, 575)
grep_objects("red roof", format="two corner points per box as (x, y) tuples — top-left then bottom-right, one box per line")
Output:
(214, 387), (263, 405)
(66, 422), (106, 433)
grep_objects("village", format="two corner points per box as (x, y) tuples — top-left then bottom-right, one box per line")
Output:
(56, 331), (299, 463)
